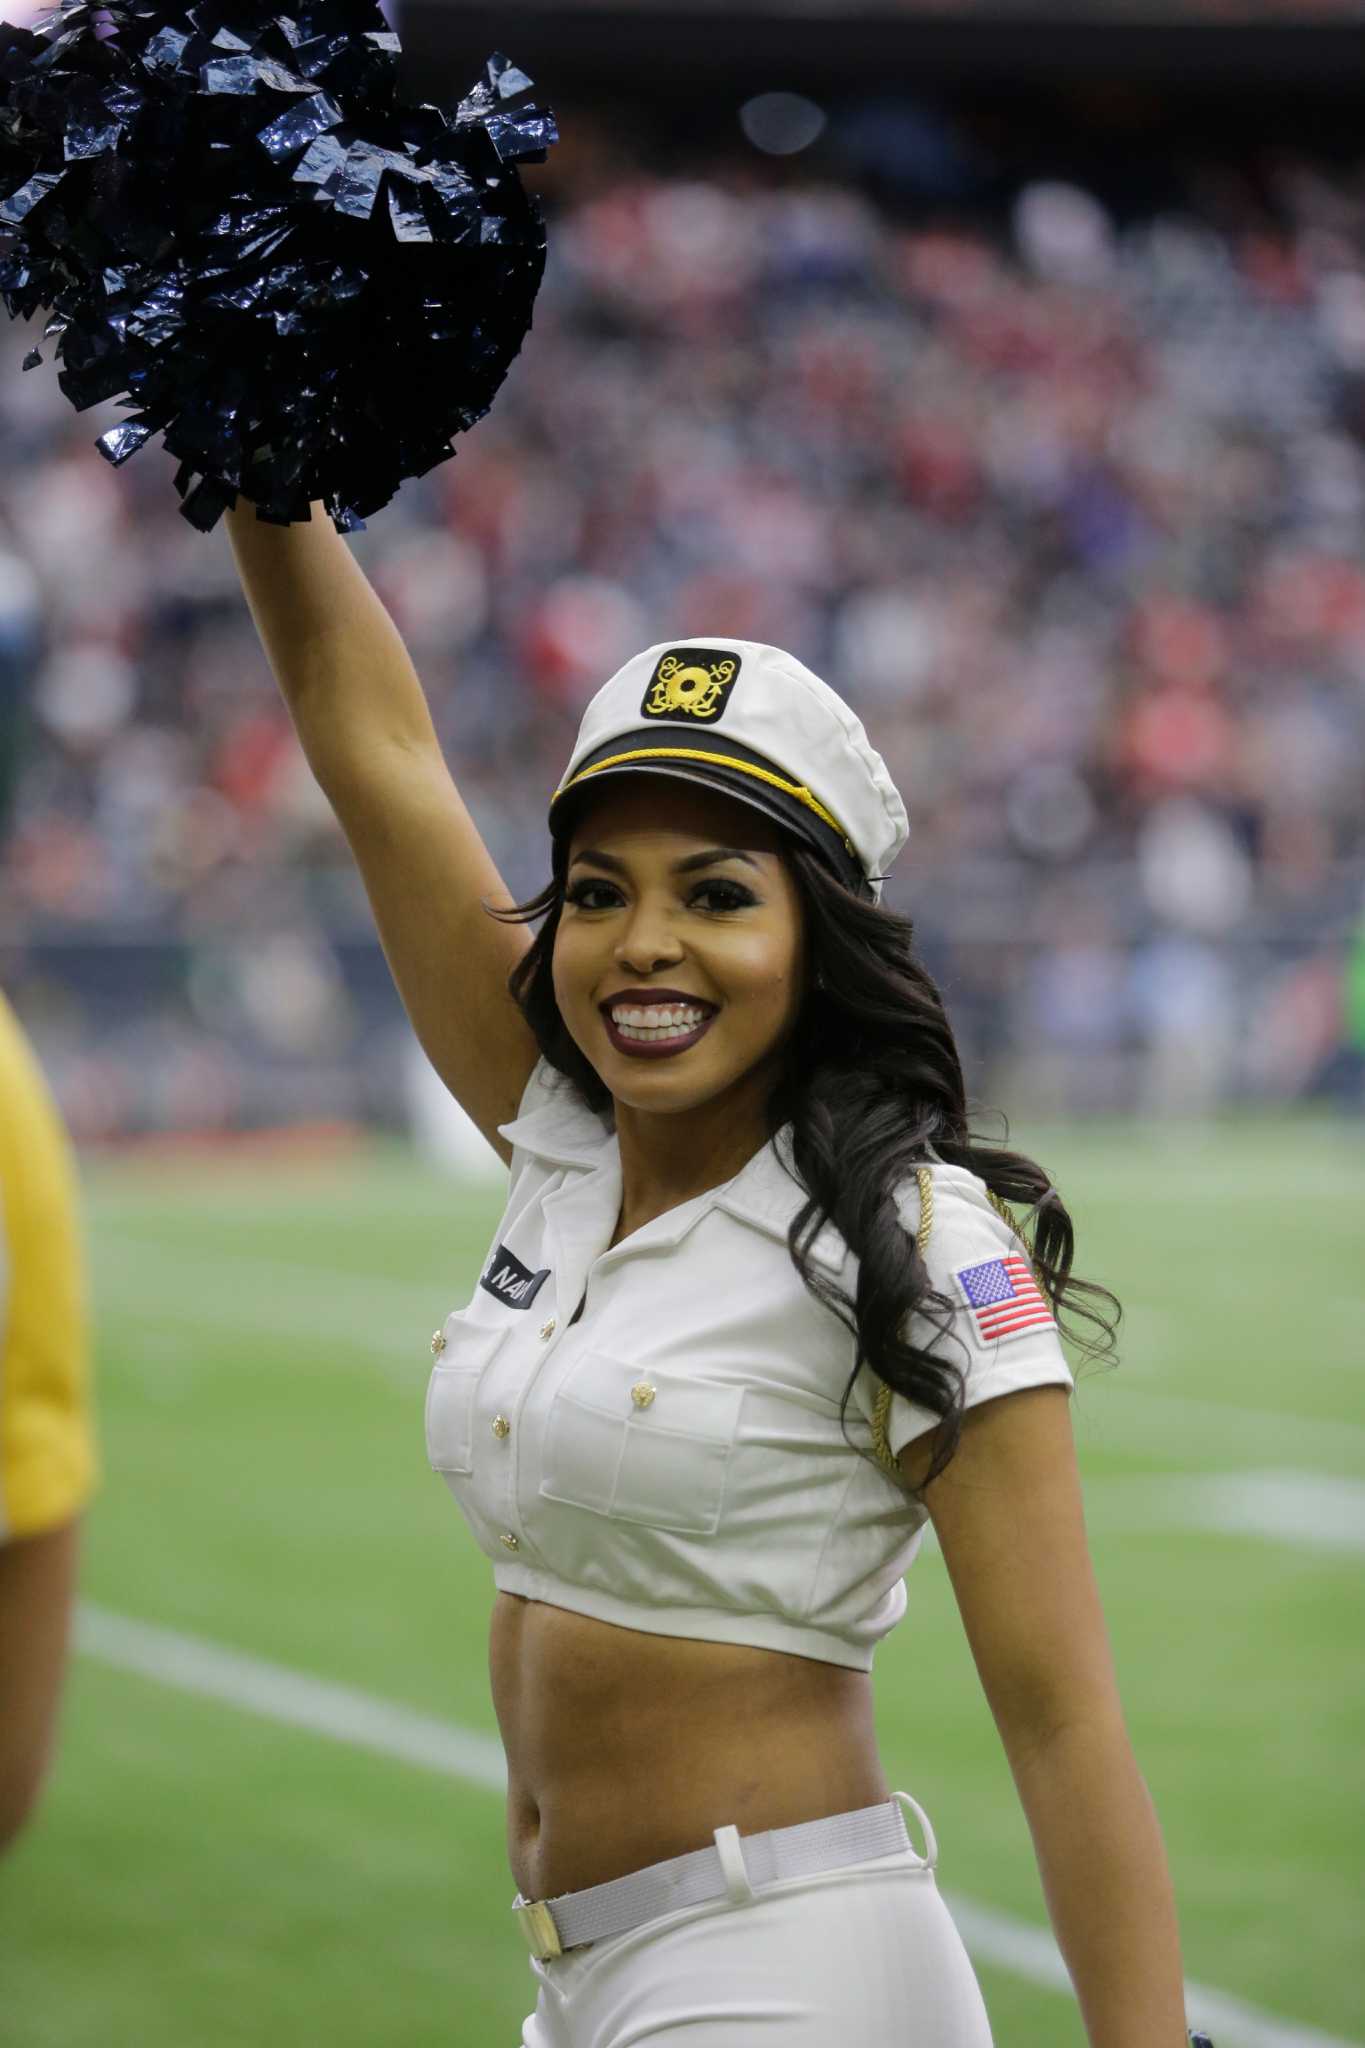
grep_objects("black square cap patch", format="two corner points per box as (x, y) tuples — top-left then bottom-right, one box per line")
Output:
(640, 648), (741, 724)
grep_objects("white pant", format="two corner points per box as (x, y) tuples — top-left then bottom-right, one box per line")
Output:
(517, 1792), (995, 2046)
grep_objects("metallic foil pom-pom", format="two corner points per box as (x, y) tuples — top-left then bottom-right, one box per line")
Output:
(0, 1), (557, 531)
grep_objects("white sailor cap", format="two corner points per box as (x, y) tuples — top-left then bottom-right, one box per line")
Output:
(547, 638), (909, 902)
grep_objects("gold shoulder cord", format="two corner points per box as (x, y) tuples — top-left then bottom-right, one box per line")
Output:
(868, 1172), (1035, 1484)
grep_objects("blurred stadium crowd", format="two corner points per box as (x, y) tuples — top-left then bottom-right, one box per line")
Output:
(1, 140), (1364, 1139)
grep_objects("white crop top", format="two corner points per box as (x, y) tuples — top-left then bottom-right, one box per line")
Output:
(425, 1056), (1074, 1672)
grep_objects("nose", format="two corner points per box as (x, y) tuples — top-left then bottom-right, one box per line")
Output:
(614, 895), (685, 976)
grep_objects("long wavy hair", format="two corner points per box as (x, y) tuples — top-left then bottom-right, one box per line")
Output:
(484, 823), (1121, 1504)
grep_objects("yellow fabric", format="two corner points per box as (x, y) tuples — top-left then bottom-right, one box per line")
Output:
(0, 989), (97, 1539)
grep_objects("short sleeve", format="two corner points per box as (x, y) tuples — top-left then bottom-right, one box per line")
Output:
(850, 1166), (1073, 1461)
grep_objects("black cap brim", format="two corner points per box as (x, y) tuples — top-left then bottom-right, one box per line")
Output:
(548, 731), (867, 895)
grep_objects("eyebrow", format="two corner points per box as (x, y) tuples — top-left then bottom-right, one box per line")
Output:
(568, 847), (762, 875)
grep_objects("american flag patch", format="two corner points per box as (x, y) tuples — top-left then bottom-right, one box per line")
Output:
(954, 1256), (1056, 1345)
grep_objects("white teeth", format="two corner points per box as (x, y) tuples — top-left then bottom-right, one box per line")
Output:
(610, 1004), (708, 1029)
(616, 1017), (705, 1042)
(609, 1003), (712, 1044)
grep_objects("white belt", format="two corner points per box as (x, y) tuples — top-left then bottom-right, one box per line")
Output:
(512, 1791), (937, 1961)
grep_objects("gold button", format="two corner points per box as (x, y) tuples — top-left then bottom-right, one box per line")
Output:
(630, 1382), (656, 1409)
(431, 1330), (447, 1356)
(500, 1531), (520, 1550)
(539, 1318), (556, 1340)
(492, 1415), (510, 1438)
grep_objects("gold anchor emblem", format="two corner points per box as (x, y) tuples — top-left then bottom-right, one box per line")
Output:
(643, 651), (738, 722)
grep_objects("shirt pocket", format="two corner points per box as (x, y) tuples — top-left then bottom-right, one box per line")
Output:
(425, 1310), (510, 1475)
(537, 1349), (746, 1535)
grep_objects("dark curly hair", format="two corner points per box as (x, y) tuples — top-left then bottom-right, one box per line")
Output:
(485, 824), (1121, 1506)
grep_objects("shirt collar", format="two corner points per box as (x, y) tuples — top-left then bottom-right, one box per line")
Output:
(496, 1074), (615, 1172)
(715, 1128), (850, 1271)
(496, 1070), (850, 1270)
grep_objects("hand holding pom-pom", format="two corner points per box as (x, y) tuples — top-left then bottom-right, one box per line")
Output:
(0, 0), (557, 531)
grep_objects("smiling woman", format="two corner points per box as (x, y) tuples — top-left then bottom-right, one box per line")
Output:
(223, 408), (1187, 2035)
(548, 781), (810, 1232)
(484, 639), (1118, 1509)
(455, 638), (1169, 2048)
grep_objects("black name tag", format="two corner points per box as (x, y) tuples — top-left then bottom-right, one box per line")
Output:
(479, 1242), (551, 1310)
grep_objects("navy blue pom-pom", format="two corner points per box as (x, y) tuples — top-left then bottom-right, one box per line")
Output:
(0, 0), (557, 531)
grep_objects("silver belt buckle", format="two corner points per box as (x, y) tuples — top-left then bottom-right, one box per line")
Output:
(514, 1897), (565, 1959)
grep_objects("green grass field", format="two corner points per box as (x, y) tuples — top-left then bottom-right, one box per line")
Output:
(2, 1112), (1362, 2048)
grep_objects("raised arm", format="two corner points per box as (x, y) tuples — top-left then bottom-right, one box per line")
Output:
(224, 500), (538, 1165)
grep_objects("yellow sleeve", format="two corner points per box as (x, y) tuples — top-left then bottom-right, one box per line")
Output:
(0, 990), (98, 1540)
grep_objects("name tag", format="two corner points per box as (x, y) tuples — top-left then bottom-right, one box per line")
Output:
(479, 1242), (551, 1310)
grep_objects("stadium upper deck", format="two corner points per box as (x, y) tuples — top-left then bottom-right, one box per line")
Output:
(1, 91), (1362, 1132)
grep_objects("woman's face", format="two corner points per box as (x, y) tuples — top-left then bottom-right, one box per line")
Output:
(553, 777), (808, 1122)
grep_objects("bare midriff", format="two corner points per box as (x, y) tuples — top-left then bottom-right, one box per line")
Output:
(490, 1591), (893, 1903)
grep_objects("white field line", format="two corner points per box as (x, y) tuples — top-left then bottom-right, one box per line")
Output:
(88, 1235), (447, 1379)
(1107, 1297), (1363, 1371)
(1123, 1293), (1363, 1336)
(88, 1234), (443, 1326)
(1028, 1160), (1363, 1201)
(75, 1605), (1355, 2048)
(944, 1892), (1359, 2048)
(913, 1469), (1365, 1560)
(1076, 1472), (1365, 1555)
(1067, 1388), (1365, 1469)
(76, 1605), (506, 1789)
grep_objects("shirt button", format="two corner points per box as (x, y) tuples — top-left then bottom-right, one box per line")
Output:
(492, 1415), (510, 1438)
(539, 1318), (556, 1340)
(500, 1531), (520, 1551)
(630, 1382), (656, 1408)
(431, 1330), (447, 1356)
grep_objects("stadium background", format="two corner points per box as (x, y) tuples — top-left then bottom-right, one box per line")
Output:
(1, 3), (1362, 2045)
